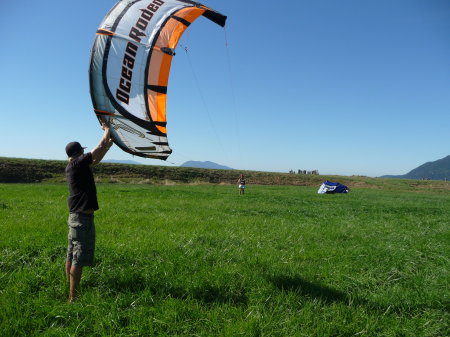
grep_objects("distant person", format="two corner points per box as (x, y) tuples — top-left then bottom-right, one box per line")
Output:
(237, 174), (246, 195)
(64, 121), (113, 302)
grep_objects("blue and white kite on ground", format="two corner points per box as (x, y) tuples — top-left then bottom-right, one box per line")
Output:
(317, 181), (349, 194)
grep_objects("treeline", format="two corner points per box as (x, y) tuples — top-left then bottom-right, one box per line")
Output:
(1, 157), (449, 191)
(289, 169), (319, 175)
(0, 157), (325, 186)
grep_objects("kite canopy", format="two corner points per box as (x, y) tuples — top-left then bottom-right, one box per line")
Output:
(89, 0), (226, 160)
(317, 181), (349, 194)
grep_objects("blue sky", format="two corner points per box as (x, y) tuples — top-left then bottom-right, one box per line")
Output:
(1, 0), (449, 177)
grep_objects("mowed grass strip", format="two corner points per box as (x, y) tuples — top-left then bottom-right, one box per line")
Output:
(0, 183), (449, 336)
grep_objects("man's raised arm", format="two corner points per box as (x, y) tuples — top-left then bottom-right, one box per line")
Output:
(91, 122), (114, 165)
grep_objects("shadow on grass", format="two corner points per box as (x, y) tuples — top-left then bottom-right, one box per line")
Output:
(268, 274), (437, 317)
(97, 275), (248, 306)
(85, 259), (248, 306)
(191, 283), (248, 306)
(268, 273), (400, 316)
(270, 274), (348, 305)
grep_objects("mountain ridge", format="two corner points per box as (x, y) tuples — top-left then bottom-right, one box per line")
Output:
(103, 159), (144, 165)
(382, 155), (450, 180)
(180, 161), (234, 170)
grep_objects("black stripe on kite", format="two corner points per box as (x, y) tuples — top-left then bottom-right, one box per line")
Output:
(203, 10), (227, 27)
(171, 15), (191, 27)
(94, 110), (113, 116)
(160, 47), (176, 56)
(147, 85), (167, 94)
(96, 29), (114, 35)
(135, 146), (157, 151)
(153, 142), (169, 146)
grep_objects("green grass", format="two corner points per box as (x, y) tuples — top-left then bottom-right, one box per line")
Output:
(0, 183), (449, 336)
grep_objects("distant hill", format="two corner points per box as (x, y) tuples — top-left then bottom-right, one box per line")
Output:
(382, 155), (450, 180)
(103, 159), (144, 165)
(181, 161), (234, 170)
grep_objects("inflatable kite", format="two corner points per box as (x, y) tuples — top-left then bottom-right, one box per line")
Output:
(89, 0), (226, 159)
(317, 181), (349, 194)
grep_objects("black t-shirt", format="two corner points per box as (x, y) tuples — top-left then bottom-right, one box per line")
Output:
(65, 153), (99, 213)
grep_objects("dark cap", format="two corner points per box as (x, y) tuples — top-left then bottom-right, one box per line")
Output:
(65, 141), (86, 157)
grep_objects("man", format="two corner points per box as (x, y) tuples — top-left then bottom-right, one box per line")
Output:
(65, 121), (113, 302)
(237, 174), (246, 195)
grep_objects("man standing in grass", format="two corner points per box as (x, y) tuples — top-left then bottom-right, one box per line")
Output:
(237, 174), (246, 195)
(64, 121), (113, 302)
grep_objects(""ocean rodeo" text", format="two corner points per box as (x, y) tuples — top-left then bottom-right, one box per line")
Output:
(116, 0), (165, 105)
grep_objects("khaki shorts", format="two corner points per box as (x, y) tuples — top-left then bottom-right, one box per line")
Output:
(67, 213), (96, 267)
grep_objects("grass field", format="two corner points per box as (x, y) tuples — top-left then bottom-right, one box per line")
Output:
(0, 183), (449, 336)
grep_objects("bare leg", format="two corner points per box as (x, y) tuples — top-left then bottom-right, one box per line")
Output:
(68, 265), (83, 302)
(65, 260), (72, 281)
